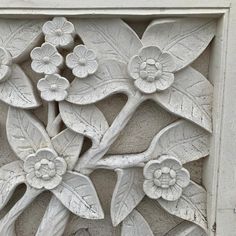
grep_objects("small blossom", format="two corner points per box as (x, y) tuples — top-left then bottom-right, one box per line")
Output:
(66, 45), (98, 78)
(0, 47), (12, 82)
(128, 46), (176, 94)
(37, 74), (70, 101)
(24, 148), (67, 190)
(143, 155), (190, 201)
(30, 42), (63, 74)
(42, 17), (75, 49)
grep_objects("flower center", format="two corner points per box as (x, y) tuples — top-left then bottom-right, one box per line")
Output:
(42, 56), (50, 64)
(139, 59), (163, 82)
(153, 167), (176, 188)
(78, 57), (87, 66)
(34, 159), (56, 180)
(50, 84), (58, 91)
(55, 28), (63, 36)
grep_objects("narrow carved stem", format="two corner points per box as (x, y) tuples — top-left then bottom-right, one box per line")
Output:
(75, 91), (145, 174)
(0, 186), (42, 236)
(46, 102), (60, 137)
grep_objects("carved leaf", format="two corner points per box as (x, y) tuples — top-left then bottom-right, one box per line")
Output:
(121, 209), (154, 236)
(165, 221), (206, 236)
(0, 64), (40, 108)
(52, 128), (84, 170)
(0, 19), (44, 61)
(36, 198), (70, 236)
(148, 119), (209, 164)
(66, 60), (136, 105)
(71, 18), (142, 62)
(152, 67), (213, 132)
(59, 101), (109, 145)
(111, 168), (145, 226)
(7, 107), (51, 161)
(52, 171), (104, 219)
(142, 18), (216, 71)
(158, 181), (207, 231)
(0, 161), (25, 211)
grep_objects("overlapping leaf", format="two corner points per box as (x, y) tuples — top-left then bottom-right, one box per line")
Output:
(66, 60), (136, 105)
(7, 107), (51, 161)
(111, 168), (145, 226)
(59, 101), (109, 145)
(71, 18), (142, 62)
(142, 18), (216, 71)
(0, 64), (40, 108)
(52, 128), (84, 170)
(152, 67), (213, 132)
(0, 161), (25, 211)
(0, 19), (44, 61)
(121, 210), (154, 236)
(52, 171), (104, 220)
(147, 119), (210, 164)
(165, 221), (206, 236)
(158, 181), (208, 231)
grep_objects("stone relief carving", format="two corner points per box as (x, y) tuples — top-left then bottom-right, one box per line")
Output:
(0, 16), (216, 235)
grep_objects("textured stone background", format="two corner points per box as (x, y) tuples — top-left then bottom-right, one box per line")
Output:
(0, 18), (211, 236)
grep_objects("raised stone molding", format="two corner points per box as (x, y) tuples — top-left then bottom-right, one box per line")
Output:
(0, 16), (216, 235)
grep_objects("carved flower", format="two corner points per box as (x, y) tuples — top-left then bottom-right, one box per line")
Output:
(37, 74), (70, 101)
(30, 42), (63, 74)
(143, 155), (190, 201)
(24, 148), (67, 190)
(42, 17), (75, 49)
(66, 45), (98, 78)
(128, 46), (176, 94)
(0, 47), (12, 82)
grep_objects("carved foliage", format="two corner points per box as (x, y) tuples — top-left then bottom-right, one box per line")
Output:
(0, 16), (216, 236)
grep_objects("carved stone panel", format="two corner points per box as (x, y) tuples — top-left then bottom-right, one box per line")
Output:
(0, 16), (216, 236)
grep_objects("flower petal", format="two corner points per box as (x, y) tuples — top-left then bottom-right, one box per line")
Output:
(50, 53), (63, 67)
(73, 65), (88, 78)
(43, 175), (62, 190)
(30, 47), (43, 60)
(143, 179), (162, 199)
(74, 45), (87, 58)
(134, 78), (157, 94)
(41, 43), (58, 57)
(42, 21), (57, 35)
(128, 55), (142, 80)
(24, 154), (40, 173)
(53, 17), (67, 29)
(41, 91), (55, 101)
(176, 168), (190, 188)
(66, 53), (79, 69)
(87, 60), (98, 74)
(31, 60), (45, 74)
(57, 77), (70, 89)
(36, 148), (57, 161)
(37, 78), (50, 92)
(155, 72), (174, 91)
(44, 63), (59, 74)
(62, 21), (75, 34)
(161, 185), (182, 201)
(26, 172), (44, 189)
(54, 90), (68, 101)
(159, 52), (176, 72)
(143, 160), (161, 179)
(55, 157), (67, 175)
(159, 155), (182, 171)
(139, 46), (162, 61)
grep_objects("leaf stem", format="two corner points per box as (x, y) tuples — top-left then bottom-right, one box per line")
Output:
(0, 186), (42, 236)
(75, 91), (145, 174)
(46, 102), (61, 137)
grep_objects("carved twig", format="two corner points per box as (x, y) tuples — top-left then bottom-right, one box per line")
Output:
(75, 91), (145, 174)
(0, 186), (42, 236)
(46, 101), (60, 137)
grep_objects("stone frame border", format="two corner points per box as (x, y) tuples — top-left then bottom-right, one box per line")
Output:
(0, 1), (234, 235)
